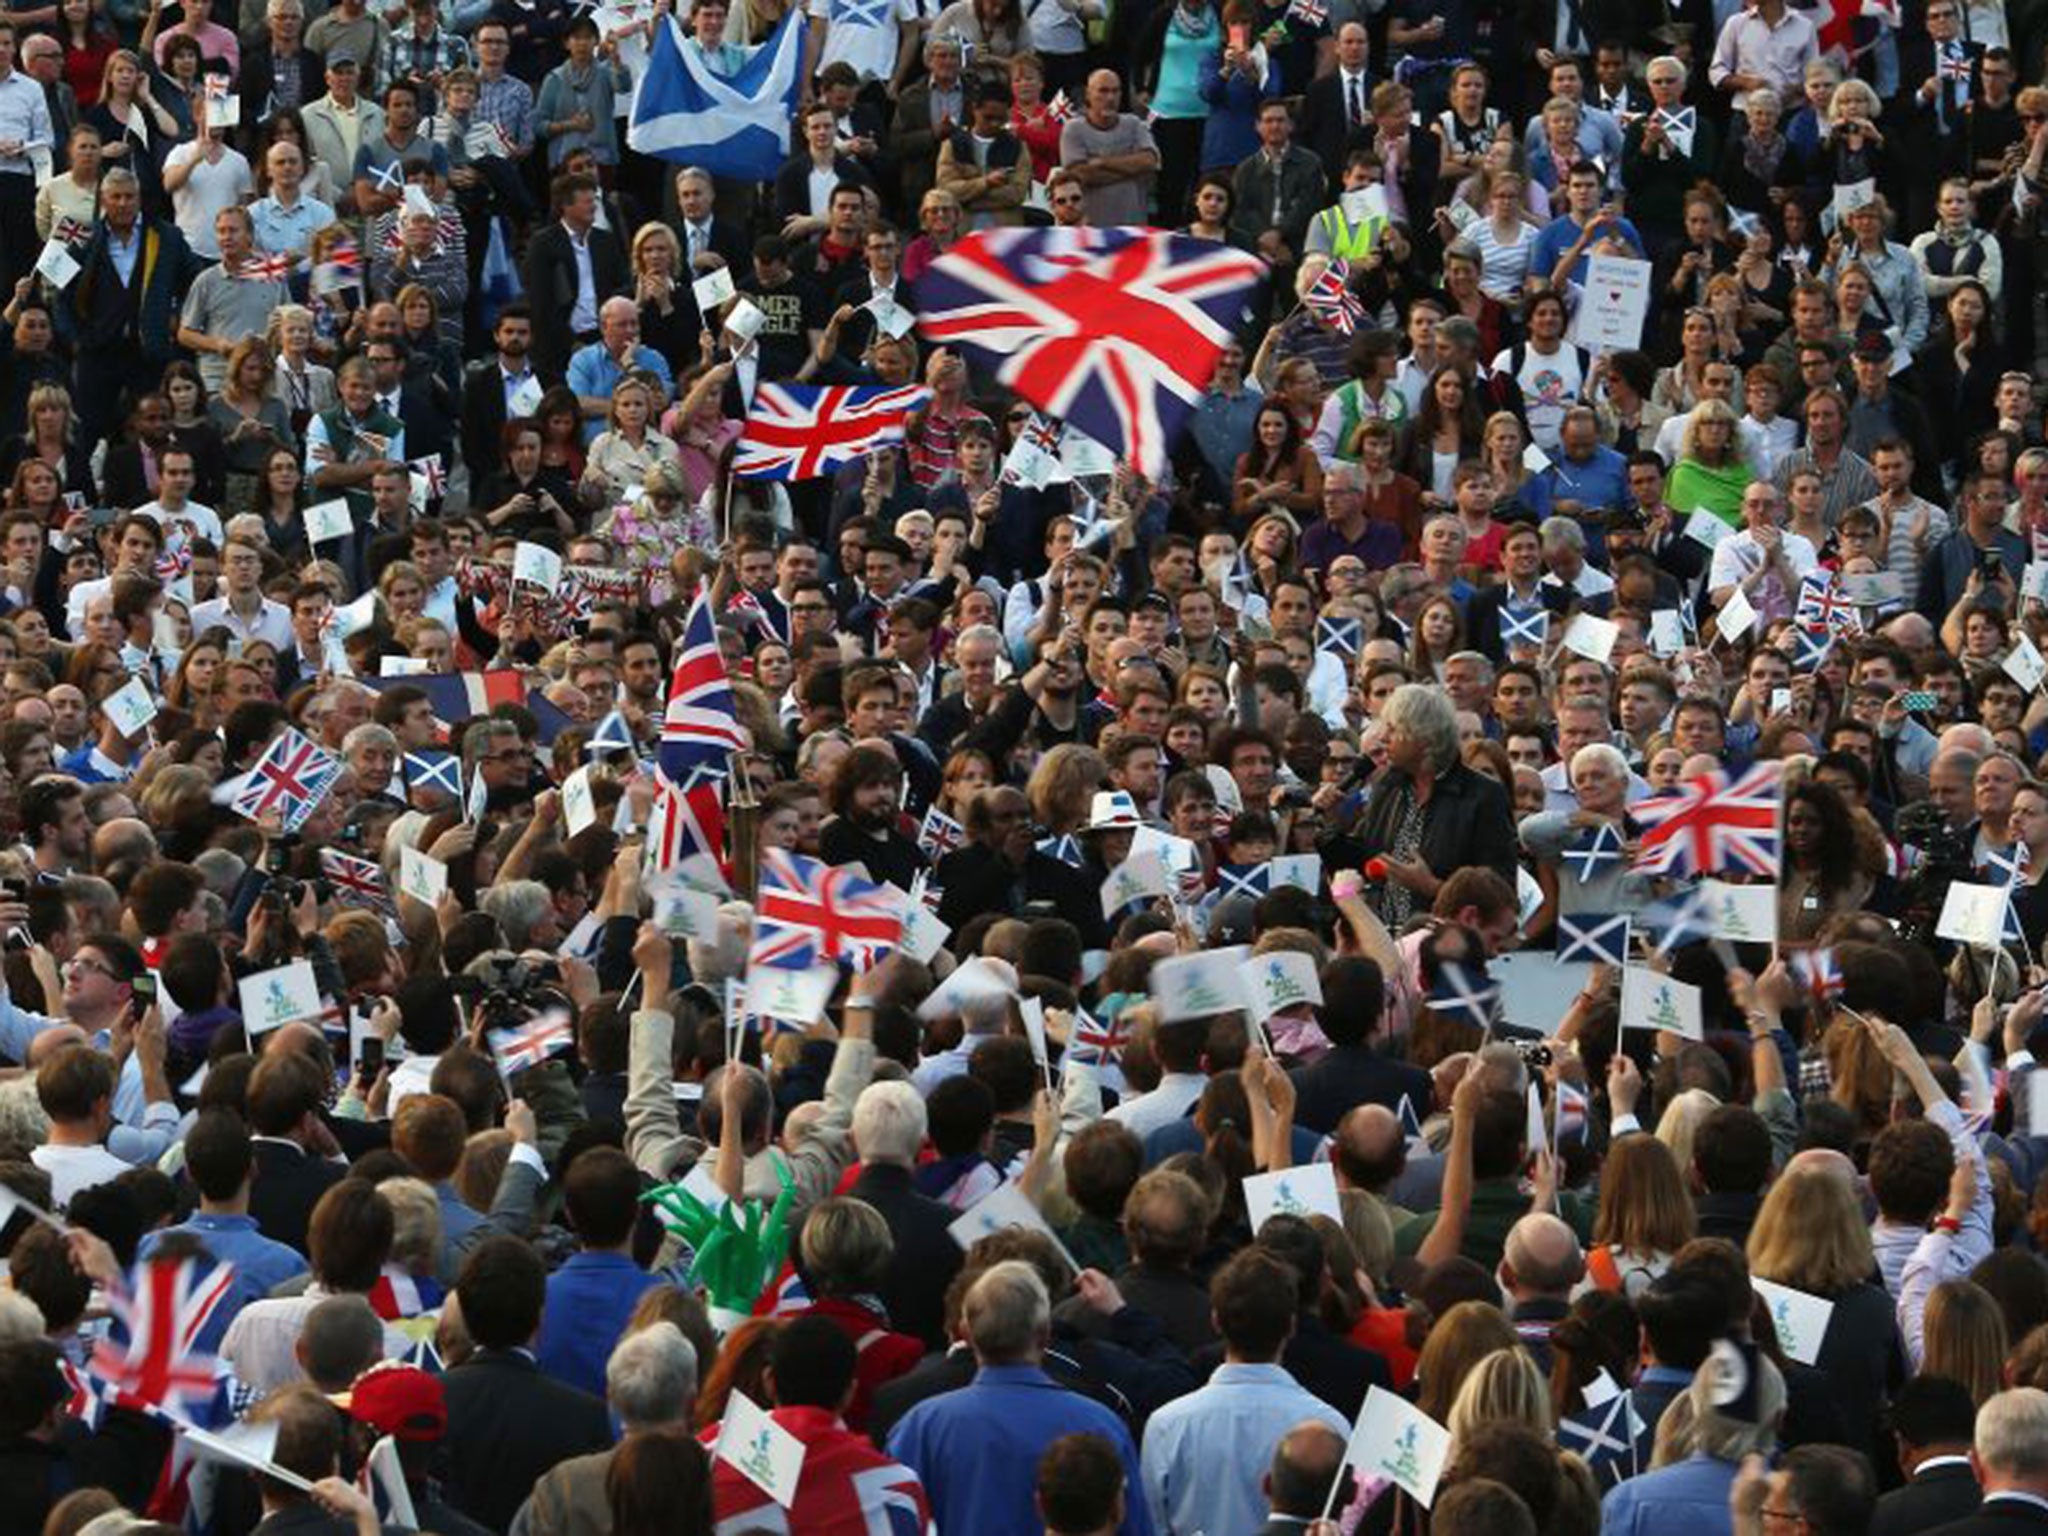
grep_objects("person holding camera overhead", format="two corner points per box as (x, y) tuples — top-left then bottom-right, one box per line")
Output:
(1916, 470), (2029, 622)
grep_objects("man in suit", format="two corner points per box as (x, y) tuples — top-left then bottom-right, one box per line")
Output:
(1874, 1377), (1982, 1536)
(1904, 0), (1982, 233)
(51, 168), (202, 456)
(1256, 1421), (1352, 1536)
(670, 165), (748, 272)
(1297, 20), (1375, 190)
(20, 34), (77, 173)
(827, 223), (913, 368)
(1915, 1387), (2048, 1535)
(845, 1081), (962, 1348)
(441, 1236), (614, 1533)
(239, 0), (323, 147)
(460, 302), (544, 484)
(523, 169), (627, 384)
(244, 1048), (347, 1257)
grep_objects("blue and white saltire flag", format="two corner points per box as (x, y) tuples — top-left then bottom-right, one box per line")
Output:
(1558, 912), (1630, 966)
(1501, 604), (1549, 649)
(1427, 961), (1500, 1031)
(1036, 833), (1082, 869)
(626, 9), (805, 180)
(1562, 823), (1626, 883)
(1214, 862), (1270, 903)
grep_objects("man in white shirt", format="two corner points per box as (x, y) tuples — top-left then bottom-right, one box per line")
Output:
(31, 1007), (174, 1208)
(1108, 1012), (1210, 1139)
(135, 445), (225, 548)
(191, 535), (293, 649)
(1708, 480), (1818, 623)
(805, 0), (920, 91)
(161, 93), (254, 258)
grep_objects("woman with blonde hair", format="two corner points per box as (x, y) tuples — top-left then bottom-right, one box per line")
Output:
(1748, 1159), (1900, 1460)
(1652, 1088), (1720, 1179)
(1585, 1134), (1696, 1296)
(267, 304), (336, 436)
(1445, 1345), (1552, 1446)
(209, 337), (297, 515)
(1413, 1300), (1518, 1424)
(582, 375), (678, 508)
(1666, 397), (1753, 528)
(1921, 1278), (2008, 1406)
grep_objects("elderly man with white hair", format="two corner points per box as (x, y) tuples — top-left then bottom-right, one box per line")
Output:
(565, 295), (674, 443)
(841, 1076), (960, 1345)
(1539, 516), (1616, 607)
(511, 1321), (699, 1536)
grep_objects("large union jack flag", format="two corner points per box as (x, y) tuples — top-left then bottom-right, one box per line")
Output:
(659, 591), (749, 788)
(734, 383), (931, 481)
(230, 728), (342, 834)
(752, 849), (905, 971)
(1632, 761), (1783, 878)
(913, 226), (1265, 474)
(90, 1257), (235, 1416)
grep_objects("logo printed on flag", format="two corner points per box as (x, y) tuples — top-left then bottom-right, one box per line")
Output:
(733, 383), (931, 481)
(913, 226), (1265, 473)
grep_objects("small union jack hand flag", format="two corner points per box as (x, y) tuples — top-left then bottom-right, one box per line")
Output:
(1303, 259), (1365, 335)
(1068, 1007), (1129, 1066)
(1632, 761), (1783, 879)
(410, 454), (447, 498)
(752, 849), (905, 972)
(918, 805), (965, 860)
(1427, 961), (1501, 1031)
(1287, 0), (1328, 22)
(1791, 946), (1844, 1003)
(1047, 89), (1074, 124)
(235, 251), (295, 282)
(319, 848), (393, 914)
(733, 383), (930, 482)
(90, 1257), (235, 1416)
(486, 1008), (575, 1077)
(51, 214), (90, 247)
(231, 728), (342, 835)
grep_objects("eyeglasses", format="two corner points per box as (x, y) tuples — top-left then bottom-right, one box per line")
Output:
(63, 958), (118, 982)
(482, 747), (528, 764)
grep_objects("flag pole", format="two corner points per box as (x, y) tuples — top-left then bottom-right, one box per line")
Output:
(727, 750), (761, 905)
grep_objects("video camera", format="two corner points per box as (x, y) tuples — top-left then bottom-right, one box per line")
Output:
(451, 953), (573, 1035)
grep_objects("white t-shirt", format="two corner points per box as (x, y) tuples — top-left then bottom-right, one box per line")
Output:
(809, 0), (920, 83)
(1494, 339), (1587, 452)
(162, 142), (254, 258)
(138, 498), (225, 549)
(33, 1143), (135, 1209)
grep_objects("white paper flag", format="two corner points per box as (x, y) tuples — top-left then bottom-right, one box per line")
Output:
(743, 963), (837, 1027)
(947, 1179), (1077, 1271)
(1938, 881), (2011, 949)
(398, 845), (448, 908)
(1245, 949), (1323, 1024)
(237, 960), (324, 1037)
(1151, 946), (1252, 1022)
(1700, 879), (1778, 944)
(513, 540), (563, 593)
(303, 499), (354, 545)
(1342, 1386), (1451, 1508)
(1242, 1162), (1342, 1233)
(714, 1391), (806, 1507)
(101, 677), (159, 739)
(561, 765), (597, 837)
(1752, 1277), (1835, 1365)
(1619, 965), (1703, 1040)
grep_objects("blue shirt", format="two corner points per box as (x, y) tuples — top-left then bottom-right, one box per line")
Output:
(1542, 443), (1633, 562)
(888, 1363), (1154, 1536)
(1140, 1362), (1347, 1536)
(1600, 1452), (1736, 1536)
(566, 342), (675, 442)
(535, 1250), (661, 1399)
(1529, 210), (1647, 289)
(141, 1214), (308, 1350)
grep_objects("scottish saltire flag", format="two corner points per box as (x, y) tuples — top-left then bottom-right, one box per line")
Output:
(660, 591), (749, 788)
(1557, 912), (1630, 965)
(735, 384), (931, 481)
(1562, 823), (1625, 883)
(627, 9), (805, 179)
(1427, 961), (1500, 1030)
(404, 750), (463, 802)
(1638, 884), (1713, 957)
(752, 849), (904, 971)
(1036, 833), (1082, 868)
(1316, 615), (1361, 659)
(1214, 862), (1270, 903)
(913, 227), (1265, 474)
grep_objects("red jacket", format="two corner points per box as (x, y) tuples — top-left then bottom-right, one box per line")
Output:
(795, 1296), (924, 1432)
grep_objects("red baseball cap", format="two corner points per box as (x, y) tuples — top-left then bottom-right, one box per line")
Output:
(332, 1363), (446, 1442)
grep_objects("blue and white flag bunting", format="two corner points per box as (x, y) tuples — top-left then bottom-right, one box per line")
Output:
(626, 10), (805, 180)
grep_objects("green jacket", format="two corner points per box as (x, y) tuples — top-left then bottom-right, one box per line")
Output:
(1393, 1178), (1596, 1271)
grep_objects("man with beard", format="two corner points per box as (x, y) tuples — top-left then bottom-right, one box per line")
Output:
(816, 742), (925, 892)
(461, 304), (544, 485)
(963, 620), (1115, 764)
(934, 786), (1102, 947)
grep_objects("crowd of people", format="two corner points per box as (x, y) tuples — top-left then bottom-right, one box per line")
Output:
(11, 0), (2048, 1533)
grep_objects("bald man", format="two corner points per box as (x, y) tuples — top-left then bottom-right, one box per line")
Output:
(1260, 1420), (1350, 1533)
(1926, 749), (1980, 833)
(1331, 1104), (1444, 1215)
(1499, 1213), (1585, 1372)
(1058, 70), (1159, 226)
